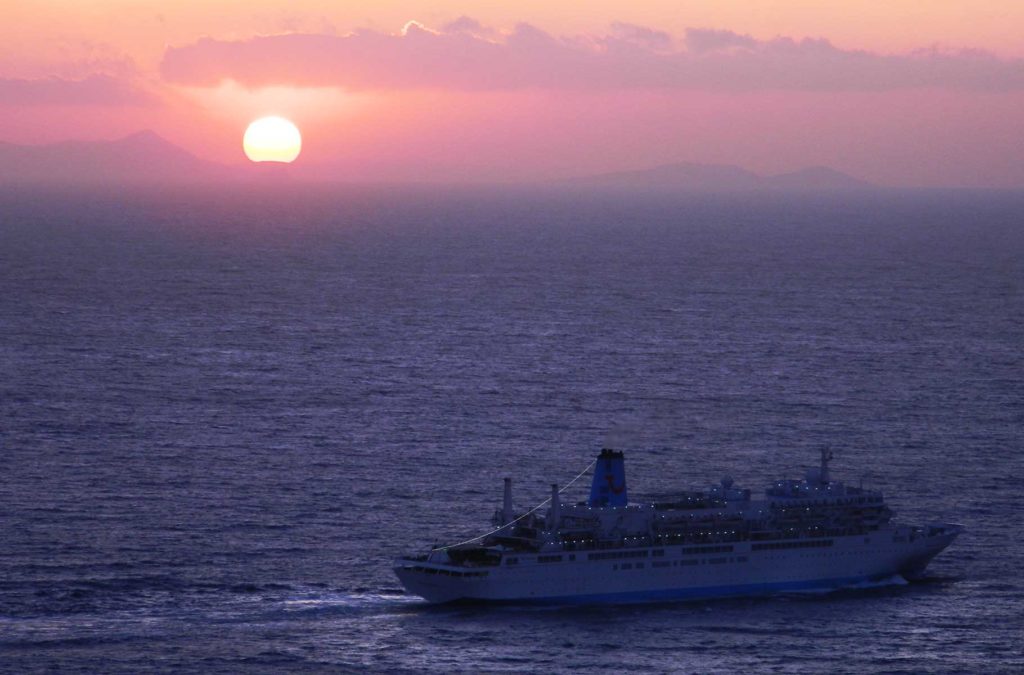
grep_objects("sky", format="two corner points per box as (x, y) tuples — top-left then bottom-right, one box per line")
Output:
(2, 1), (1024, 186)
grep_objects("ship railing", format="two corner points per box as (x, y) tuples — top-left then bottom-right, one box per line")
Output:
(402, 554), (430, 562)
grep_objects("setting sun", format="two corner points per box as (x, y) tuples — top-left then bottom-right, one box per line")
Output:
(242, 116), (301, 163)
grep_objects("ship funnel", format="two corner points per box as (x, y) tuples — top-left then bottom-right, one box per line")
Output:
(502, 477), (513, 524)
(589, 448), (628, 507)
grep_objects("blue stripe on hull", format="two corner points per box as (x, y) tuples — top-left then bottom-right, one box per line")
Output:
(474, 575), (882, 605)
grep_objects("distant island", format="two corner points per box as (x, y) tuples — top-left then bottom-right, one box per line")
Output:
(0, 131), (236, 185)
(0, 131), (873, 191)
(567, 162), (873, 192)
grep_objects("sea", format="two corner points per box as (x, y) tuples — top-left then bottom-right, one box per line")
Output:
(1, 184), (1022, 673)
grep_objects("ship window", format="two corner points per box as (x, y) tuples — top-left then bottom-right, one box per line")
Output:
(538, 555), (563, 563)
(636, 563), (644, 569)
(709, 557), (728, 564)
(653, 561), (671, 568)
(588, 549), (650, 561)
(752, 539), (833, 551)
(680, 559), (698, 566)
(652, 549), (665, 557)
(681, 545), (734, 555)
(621, 563), (633, 570)
(506, 557), (518, 565)
(737, 556), (748, 562)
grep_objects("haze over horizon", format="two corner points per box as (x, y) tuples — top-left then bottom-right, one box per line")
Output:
(0, 130), (883, 189)
(3, 2), (1024, 187)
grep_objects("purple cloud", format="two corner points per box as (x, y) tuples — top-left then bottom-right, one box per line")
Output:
(441, 16), (496, 39)
(0, 75), (157, 106)
(159, 21), (1024, 92)
(608, 22), (674, 52)
(685, 28), (758, 53)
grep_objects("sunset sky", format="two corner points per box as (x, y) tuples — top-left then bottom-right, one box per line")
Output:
(3, 1), (1024, 186)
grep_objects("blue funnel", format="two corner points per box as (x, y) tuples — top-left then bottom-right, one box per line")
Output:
(589, 449), (628, 507)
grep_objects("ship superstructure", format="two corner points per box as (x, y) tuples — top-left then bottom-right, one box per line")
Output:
(394, 449), (961, 604)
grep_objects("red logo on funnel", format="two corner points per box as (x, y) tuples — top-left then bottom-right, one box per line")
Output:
(605, 474), (625, 495)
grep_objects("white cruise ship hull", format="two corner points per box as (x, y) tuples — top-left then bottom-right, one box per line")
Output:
(394, 525), (960, 604)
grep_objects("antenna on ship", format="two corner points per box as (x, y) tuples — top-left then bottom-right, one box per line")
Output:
(820, 446), (834, 484)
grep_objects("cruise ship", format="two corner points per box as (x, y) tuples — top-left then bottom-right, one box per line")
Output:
(394, 449), (961, 604)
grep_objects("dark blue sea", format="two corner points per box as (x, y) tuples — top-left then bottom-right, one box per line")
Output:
(1, 185), (1022, 673)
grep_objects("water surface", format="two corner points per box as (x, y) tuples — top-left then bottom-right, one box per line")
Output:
(1, 186), (1022, 672)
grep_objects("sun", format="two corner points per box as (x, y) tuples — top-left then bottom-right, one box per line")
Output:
(243, 116), (301, 163)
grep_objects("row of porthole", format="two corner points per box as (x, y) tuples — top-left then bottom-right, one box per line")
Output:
(612, 556), (751, 571)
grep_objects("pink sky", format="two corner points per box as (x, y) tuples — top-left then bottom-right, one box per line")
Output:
(2, 1), (1024, 186)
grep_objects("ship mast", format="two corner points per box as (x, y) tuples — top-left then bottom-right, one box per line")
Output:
(502, 477), (514, 525)
(820, 447), (834, 484)
(547, 483), (561, 532)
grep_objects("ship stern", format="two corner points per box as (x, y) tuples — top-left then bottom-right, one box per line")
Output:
(393, 558), (487, 604)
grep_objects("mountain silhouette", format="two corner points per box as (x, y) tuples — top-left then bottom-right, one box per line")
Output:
(569, 162), (873, 191)
(764, 166), (873, 190)
(0, 131), (237, 184)
(0, 135), (875, 189)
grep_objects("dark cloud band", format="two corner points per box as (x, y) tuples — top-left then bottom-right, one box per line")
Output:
(160, 20), (1024, 92)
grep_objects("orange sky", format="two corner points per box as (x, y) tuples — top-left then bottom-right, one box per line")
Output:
(3, 1), (1024, 186)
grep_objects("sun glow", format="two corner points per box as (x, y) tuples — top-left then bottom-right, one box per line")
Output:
(243, 116), (301, 163)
